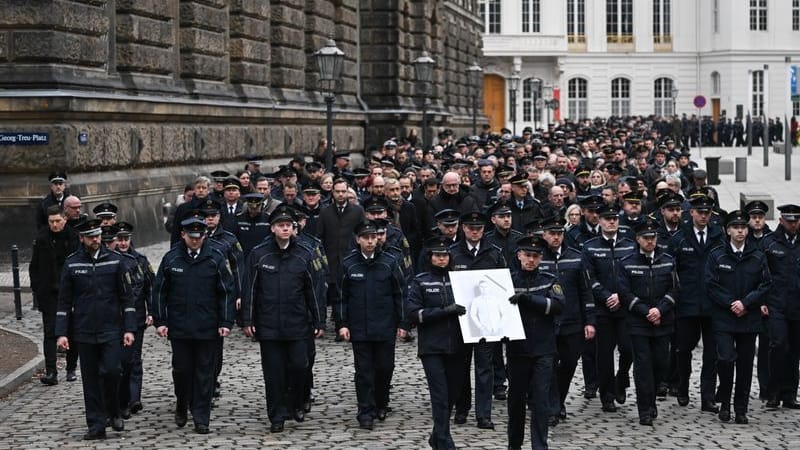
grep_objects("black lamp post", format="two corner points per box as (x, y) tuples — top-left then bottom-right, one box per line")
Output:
(414, 51), (435, 148)
(314, 38), (344, 171)
(508, 73), (520, 135)
(466, 62), (483, 136)
(671, 86), (679, 117)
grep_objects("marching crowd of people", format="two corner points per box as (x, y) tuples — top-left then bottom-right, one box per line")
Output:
(30, 115), (800, 449)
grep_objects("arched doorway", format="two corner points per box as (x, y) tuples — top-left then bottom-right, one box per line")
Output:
(483, 74), (506, 133)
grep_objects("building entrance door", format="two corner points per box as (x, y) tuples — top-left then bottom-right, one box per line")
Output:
(483, 74), (506, 133)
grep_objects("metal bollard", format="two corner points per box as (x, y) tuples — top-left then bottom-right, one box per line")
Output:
(11, 245), (22, 320)
(786, 116), (793, 181)
(735, 157), (747, 182)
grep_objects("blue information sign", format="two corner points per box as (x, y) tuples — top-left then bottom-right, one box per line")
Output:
(0, 132), (50, 146)
(791, 65), (798, 101)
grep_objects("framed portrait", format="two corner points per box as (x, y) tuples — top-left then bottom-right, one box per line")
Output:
(449, 268), (526, 343)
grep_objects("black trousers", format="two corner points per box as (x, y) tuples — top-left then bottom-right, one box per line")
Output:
(596, 316), (632, 403)
(492, 341), (507, 392)
(631, 334), (670, 420)
(171, 338), (218, 428)
(675, 316), (717, 403)
(40, 294), (78, 374)
(421, 351), (467, 450)
(549, 332), (584, 415)
(715, 331), (757, 414)
(304, 336), (316, 404)
(351, 340), (396, 422)
(455, 341), (494, 420)
(214, 336), (224, 386)
(666, 330), (680, 389)
(757, 328), (770, 397)
(77, 340), (122, 432)
(767, 317), (800, 402)
(581, 336), (598, 390)
(507, 354), (553, 450)
(119, 327), (145, 408)
(259, 339), (308, 425)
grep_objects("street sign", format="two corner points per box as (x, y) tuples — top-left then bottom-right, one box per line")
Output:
(693, 95), (706, 109)
(791, 65), (798, 101)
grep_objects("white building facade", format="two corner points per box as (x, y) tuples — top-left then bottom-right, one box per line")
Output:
(478, 0), (800, 132)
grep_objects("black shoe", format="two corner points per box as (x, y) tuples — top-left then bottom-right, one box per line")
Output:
(454, 413), (467, 424)
(110, 417), (124, 432)
(766, 397), (781, 408)
(270, 422), (284, 433)
(547, 416), (559, 427)
(718, 406), (731, 422)
(66, 370), (77, 382)
(508, 447), (522, 450)
(668, 386), (679, 397)
(639, 416), (654, 426)
(174, 407), (188, 428)
(429, 434), (438, 450)
(783, 401), (800, 409)
(194, 424), (210, 434)
(558, 406), (567, 420)
(656, 385), (668, 398)
(734, 413), (749, 424)
(676, 396), (689, 406)
(303, 401), (312, 413)
(40, 373), (58, 386)
(651, 406), (658, 419)
(293, 409), (305, 422)
(358, 419), (374, 430)
(213, 384), (221, 398)
(494, 390), (507, 400)
(129, 401), (143, 414)
(583, 385), (597, 399)
(120, 408), (131, 420)
(476, 418), (495, 429)
(701, 401), (720, 414)
(83, 429), (106, 440)
(601, 401), (617, 413)
(615, 387), (627, 405)
(376, 408), (388, 421)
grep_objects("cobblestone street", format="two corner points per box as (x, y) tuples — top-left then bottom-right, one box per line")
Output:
(2, 240), (800, 449)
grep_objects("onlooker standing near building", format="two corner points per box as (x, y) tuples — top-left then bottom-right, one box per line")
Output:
(35, 172), (69, 230)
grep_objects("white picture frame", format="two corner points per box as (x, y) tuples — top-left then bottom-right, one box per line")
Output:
(449, 268), (526, 343)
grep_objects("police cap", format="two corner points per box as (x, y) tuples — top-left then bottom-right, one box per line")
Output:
(93, 202), (118, 218)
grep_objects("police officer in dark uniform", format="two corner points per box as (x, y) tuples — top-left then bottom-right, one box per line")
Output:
(234, 192), (271, 258)
(507, 235), (564, 450)
(581, 204), (636, 412)
(668, 194), (725, 413)
(618, 220), (679, 425)
(93, 202), (118, 226)
(152, 218), (237, 434)
(654, 192), (684, 251)
(418, 209), (461, 271)
(36, 171), (70, 230)
(241, 206), (324, 433)
(56, 218), (136, 440)
(337, 220), (407, 429)
(451, 211), (507, 429)
(617, 191), (644, 240)
(763, 204), (800, 409)
(539, 216), (595, 425)
(508, 173), (543, 234)
(706, 210), (772, 423)
(744, 200), (772, 399)
(406, 237), (468, 450)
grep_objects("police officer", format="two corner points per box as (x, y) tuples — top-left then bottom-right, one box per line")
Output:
(241, 206), (324, 433)
(617, 191), (644, 240)
(406, 236), (468, 450)
(668, 194), (725, 413)
(507, 235), (564, 450)
(418, 209), (461, 271)
(93, 202), (118, 226)
(56, 218), (136, 440)
(581, 204), (636, 412)
(744, 200), (772, 399)
(152, 218), (236, 434)
(539, 216), (595, 425)
(763, 204), (800, 409)
(451, 211), (507, 429)
(618, 220), (679, 426)
(337, 220), (407, 429)
(114, 222), (154, 418)
(234, 192), (271, 258)
(706, 211), (772, 423)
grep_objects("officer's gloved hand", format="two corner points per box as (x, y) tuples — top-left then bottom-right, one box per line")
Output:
(443, 303), (467, 316)
(508, 293), (527, 305)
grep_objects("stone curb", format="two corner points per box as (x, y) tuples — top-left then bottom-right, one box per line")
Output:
(0, 325), (43, 398)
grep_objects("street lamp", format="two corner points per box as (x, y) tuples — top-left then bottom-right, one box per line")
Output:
(542, 84), (554, 128)
(508, 72), (520, 135)
(414, 51), (435, 148)
(670, 86), (679, 117)
(314, 38), (345, 171)
(466, 62), (483, 136)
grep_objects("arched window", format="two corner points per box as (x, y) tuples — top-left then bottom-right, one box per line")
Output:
(522, 78), (542, 124)
(711, 72), (721, 96)
(611, 78), (630, 116)
(568, 77), (588, 119)
(654, 77), (674, 117)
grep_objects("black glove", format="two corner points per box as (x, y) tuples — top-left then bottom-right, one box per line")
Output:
(509, 293), (526, 305)
(443, 303), (467, 316)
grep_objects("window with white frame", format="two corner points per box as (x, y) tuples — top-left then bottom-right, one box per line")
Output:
(607, 0), (633, 43)
(479, 0), (502, 34)
(750, 0), (767, 31)
(653, 0), (671, 44)
(711, 72), (721, 96)
(522, 78), (542, 123)
(793, 0), (799, 31)
(568, 78), (588, 119)
(752, 70), (764, 117)
(654, 78), (674, 117)
(567, 0), (586, 42)
(611, 78), (630, 117)
(713, 0), (720, 33)
(522, 0), (541, 33)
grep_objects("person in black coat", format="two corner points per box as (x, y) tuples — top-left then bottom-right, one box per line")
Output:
(170, 176), (212, 245)
(233, 193), (271, 258)
(406, 237), (468, 450)
(428, 172), (479, 216)
(29, 205), (79, 385)
(618, 220), (679, 426)
(153, 218), (237, 434)
(337, 221), (407, 429)
(507, 235), (564, 450)
(706, 211), (772, 424)
(35, 172), (69, 230)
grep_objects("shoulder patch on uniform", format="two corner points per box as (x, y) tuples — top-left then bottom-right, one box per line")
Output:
(552, 283), (563, 296)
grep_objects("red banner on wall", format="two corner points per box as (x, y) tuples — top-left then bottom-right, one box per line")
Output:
(553, 88), (560, 122)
